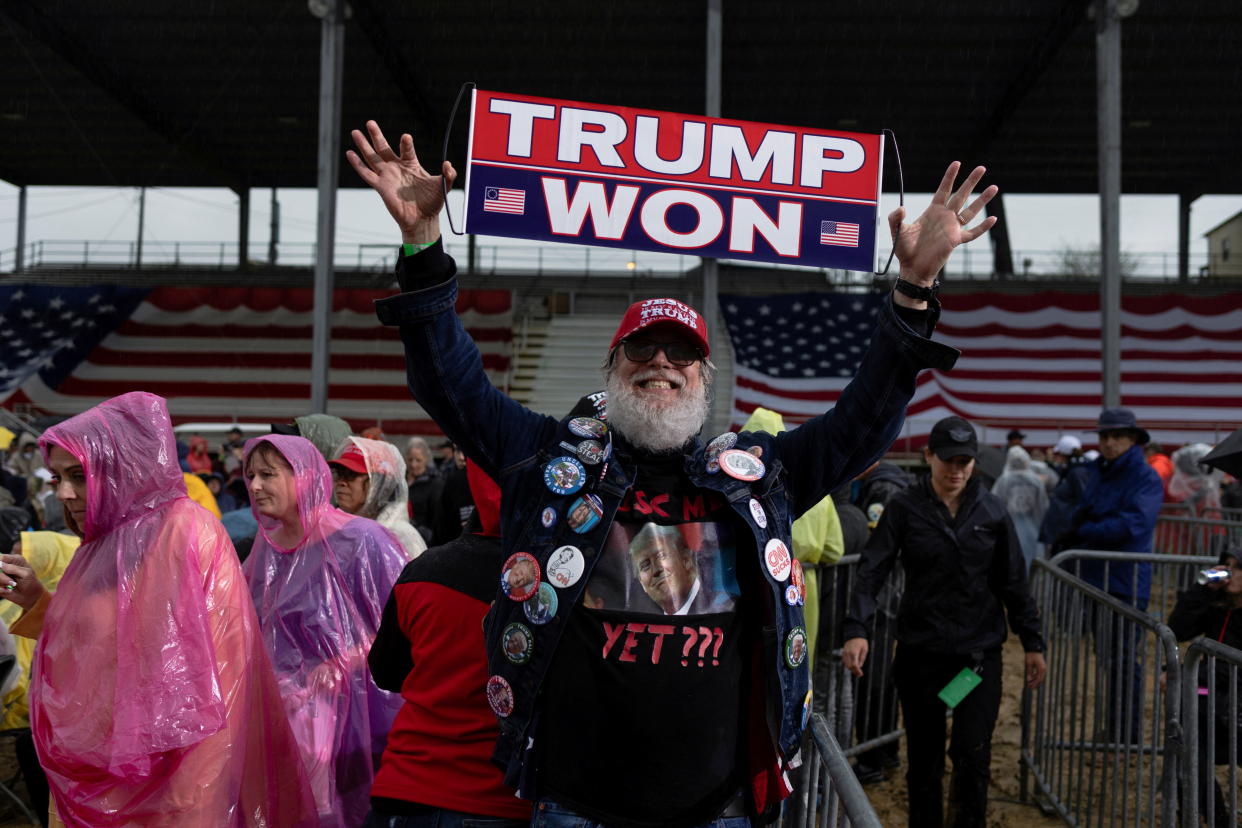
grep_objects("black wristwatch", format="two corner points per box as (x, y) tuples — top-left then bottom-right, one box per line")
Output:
(893, 278), (940, 302)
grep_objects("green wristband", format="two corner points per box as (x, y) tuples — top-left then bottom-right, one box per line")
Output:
(400, 241), (435, 257)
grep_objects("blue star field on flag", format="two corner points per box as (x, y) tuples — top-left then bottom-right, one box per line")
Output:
(0, 285), (150, 394)
(720, 292), (884, 380)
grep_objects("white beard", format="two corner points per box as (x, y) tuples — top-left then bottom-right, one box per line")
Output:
(605, 370), (709, 452)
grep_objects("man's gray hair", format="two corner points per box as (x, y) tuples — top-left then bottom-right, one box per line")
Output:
(405, 436), (431, 460)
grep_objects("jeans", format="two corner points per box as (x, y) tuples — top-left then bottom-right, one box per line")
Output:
(531, 799), (754, 828)
(362, 809), (528, 828)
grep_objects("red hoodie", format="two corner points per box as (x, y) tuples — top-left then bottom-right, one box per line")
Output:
(367, 463), (529, 819)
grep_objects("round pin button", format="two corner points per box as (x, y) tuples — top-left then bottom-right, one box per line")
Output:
(785, 626), (808, 669)
(566, 494), (604, 535)
(785, 584), (802, 606)
(540, 506), (557, 529)
(706, 431), (737, 458)
(485, 675), (514, 717)
(500, 552), (540, 602)
(543, 456), (587, 496)
(502, 622), (534, 665)
(718, 449), (765, 482)
(790, 559), (806, 602)
(524, 582), (559, 625)
(568, 417), (608, 439)
(546, 545), (586, 588)
(576, 439), (607, 466)
(748, 497), (768, 529)
(706, 459), (721, 475)
(764, 538), (792, 582)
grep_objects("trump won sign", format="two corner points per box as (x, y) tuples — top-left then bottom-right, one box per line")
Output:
(462, 90), (884, 272)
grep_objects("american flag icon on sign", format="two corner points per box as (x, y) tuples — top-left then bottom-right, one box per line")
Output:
(819, 220), (859, 247)
(483, 187), (526, 215)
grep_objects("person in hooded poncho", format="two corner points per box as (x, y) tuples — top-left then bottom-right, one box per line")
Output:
(241, 434), (408, 827)
(0, 391), (315, 828)
(329, 436), (427, 560)
(992, 445), (1050, 572)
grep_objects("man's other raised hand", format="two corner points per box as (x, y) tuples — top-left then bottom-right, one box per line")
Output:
(347, 121), (457, 245)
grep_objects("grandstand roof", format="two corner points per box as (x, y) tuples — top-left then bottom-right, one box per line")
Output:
(0, 1), (1238, 197)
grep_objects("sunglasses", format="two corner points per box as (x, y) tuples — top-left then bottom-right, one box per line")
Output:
(620, 338), (703, 367)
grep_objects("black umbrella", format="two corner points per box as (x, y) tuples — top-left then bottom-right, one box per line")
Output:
(1202, 427), (1242, 478)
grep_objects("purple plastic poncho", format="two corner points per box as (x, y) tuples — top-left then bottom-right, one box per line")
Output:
(242, 435), (407, 827)
(34, 392), (315, 827)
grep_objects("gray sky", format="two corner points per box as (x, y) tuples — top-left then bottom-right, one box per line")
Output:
(2, 180), (1240, 277)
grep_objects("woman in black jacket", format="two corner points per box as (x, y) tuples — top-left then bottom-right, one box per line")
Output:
(1168, 546), (1242, 827)
(842, 416), (1047, 828)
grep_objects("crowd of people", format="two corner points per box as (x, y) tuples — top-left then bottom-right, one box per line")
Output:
(0, 121), (1233, 828)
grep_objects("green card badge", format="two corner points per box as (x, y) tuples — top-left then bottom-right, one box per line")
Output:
(937, 668), (982, 709)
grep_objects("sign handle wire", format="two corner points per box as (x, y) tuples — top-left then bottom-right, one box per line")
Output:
(874, 128), (904, 277)
(441, 81), (476, 236)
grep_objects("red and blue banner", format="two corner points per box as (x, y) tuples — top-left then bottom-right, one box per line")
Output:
(463, 90), (885, 272)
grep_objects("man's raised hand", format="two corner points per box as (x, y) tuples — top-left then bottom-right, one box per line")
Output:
(888, 161), (998, 286)
(347, 121), (457, 244)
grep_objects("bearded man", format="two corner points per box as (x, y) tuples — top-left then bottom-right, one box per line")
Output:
(352, 120), (995, 828)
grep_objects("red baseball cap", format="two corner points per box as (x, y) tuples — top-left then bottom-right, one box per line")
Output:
(609, 298), (710, 358)
(328, 443), (368, 475)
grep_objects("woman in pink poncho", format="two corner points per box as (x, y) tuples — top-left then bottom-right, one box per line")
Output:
(242, 434), (408, 827)
(0, 391), (315, 827)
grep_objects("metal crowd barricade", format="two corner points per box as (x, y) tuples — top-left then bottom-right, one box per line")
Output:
(781, 714), (883, 828)
(1181, 638), (1241, 828)
(813, 555), (905, 765)
(1154, 514), (1242, 562)
(1021, 551), (1202, 827)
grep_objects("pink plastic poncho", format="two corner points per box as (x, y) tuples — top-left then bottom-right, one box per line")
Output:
(33, 392), (315, 828)
(242, 435), (408, 827)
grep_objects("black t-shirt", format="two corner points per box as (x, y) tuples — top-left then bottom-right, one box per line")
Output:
(538, 451), (750, 827)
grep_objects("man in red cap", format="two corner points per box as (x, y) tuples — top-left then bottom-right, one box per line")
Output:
(353, 120), (995, 827)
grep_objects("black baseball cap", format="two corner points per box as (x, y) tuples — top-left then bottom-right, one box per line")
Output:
(927, 416), (979, 460)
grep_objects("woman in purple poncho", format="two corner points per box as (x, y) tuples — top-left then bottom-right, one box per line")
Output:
(241, 434), (408, 827)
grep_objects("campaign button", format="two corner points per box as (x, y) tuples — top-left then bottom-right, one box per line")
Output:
(748, 498), (768, 529)
(568, 417), (608, 439)
(790, 559), (806, 602)
(566, 494), (604, 534)
(546, 545), (586, 588)
(785, 626), (808, 669)
(543, 456), (586, 496)
(718, 449), (765, 482)
(502, 622), (534, 665)
(706, 459), (720, 475)
(486, 675), (514, 717)
(500, 552), (540, 601)
(705, 431), (736, 459)
(785, 584), (802, 606)
(576, 439), (607, 466)
(540, 506), (557, 529)
(764, 538), (792, 582)
(524, 582), (559, 625)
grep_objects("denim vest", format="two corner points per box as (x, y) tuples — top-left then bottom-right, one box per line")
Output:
(376, 272), (957, 796)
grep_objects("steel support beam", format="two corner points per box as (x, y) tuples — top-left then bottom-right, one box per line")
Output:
(310, 0), (346, 414)
(986, 193), (1014, 280)
(703, 0), (723, 432)
(14, 185), (26, 272)
(1177, 192), (1196, 282)
(966, 0), (1085, 160)
(268, 188), (280, 266)
(135, 186), (146, 269)
(237, 187), (250, 270)
(1096, 0), (1123, 409)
